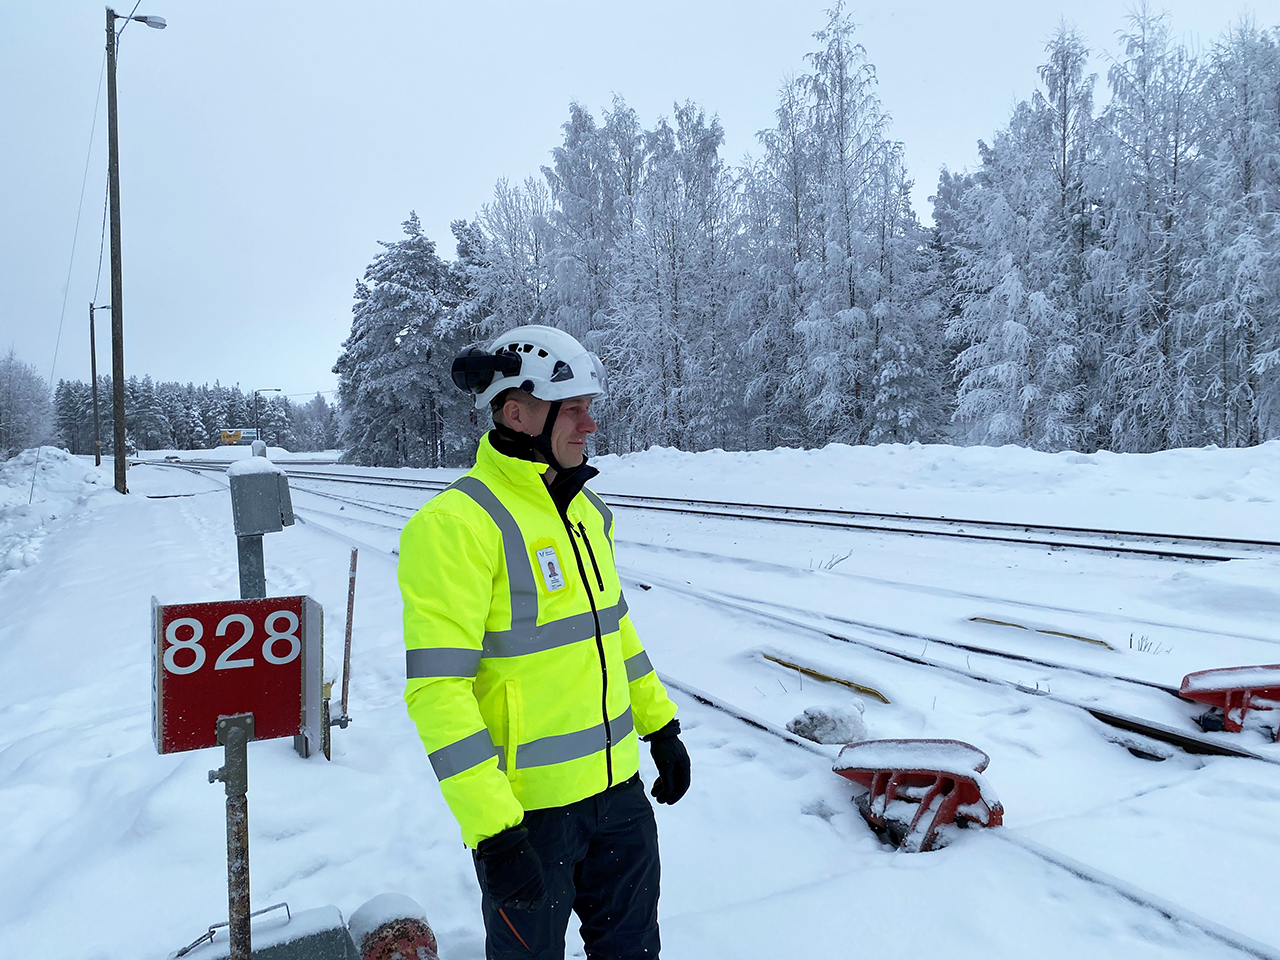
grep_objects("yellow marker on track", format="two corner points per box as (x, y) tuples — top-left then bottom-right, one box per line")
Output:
(969, 617), (1115, 651)
(761, 652), (891, 703)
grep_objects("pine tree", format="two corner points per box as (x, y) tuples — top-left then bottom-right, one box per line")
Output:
(333, 213), (475, 467)
(1086, 7), (1206, 451)
(1186, 21), (1280, 445)
(792, 3), (892, 445)
(739, 77), (819, 448)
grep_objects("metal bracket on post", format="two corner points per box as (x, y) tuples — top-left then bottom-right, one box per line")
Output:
(209, 713), (255, 960)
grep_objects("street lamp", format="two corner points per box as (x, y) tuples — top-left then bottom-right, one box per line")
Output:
(105, 7), (165, 494)
(253, 389), (282, 444)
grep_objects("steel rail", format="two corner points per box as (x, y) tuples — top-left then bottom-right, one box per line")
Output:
(710, 585), (1184, 697)
(213, 464), (1280, 556)
(177, 473), (1264, 685)
(617, 536), (1280, 649)
(604, 499), (1237, 562)
(597, 490), (1280, 553)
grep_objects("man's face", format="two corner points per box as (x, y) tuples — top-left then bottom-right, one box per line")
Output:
(548, 396), (597, 468)
(503, 393), (598, 469)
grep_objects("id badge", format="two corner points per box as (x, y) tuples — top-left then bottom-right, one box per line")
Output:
(534, 543), (566, 592)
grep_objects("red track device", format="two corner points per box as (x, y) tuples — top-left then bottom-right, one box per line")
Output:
(833, 739), (1004, 852)
(1180, 665), (1280, 739)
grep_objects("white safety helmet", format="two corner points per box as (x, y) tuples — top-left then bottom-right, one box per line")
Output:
(451, 324), (608, 411)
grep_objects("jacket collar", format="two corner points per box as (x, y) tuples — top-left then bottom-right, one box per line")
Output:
(474, 432), (550, 490)
(473, 432), (600, 516)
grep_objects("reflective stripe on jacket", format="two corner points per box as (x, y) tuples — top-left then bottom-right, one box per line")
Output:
(399, 434), (678, 848)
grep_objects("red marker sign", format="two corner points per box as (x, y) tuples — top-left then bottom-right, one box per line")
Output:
(152, 595), (323, 754)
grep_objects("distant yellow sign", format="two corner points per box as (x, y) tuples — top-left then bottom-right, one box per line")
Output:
(221, 429), (243, 444)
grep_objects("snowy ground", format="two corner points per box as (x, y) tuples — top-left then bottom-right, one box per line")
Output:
(2, 441), (1279, 959)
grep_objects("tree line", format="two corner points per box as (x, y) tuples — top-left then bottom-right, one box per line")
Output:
(335, 4), (1280, 467)
(52, 378), (339, 454)
(0, 354), (340, 460)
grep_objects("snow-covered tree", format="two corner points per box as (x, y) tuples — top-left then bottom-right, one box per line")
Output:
(472, 177), (555, 331)
(950, 61), (1090, 449)
(334, 212), (478, 467)
(1085, 7), (1206, 451)
(735, 76), (824, 448)
(1186, 21), (1280, 445)
(0, 349), (53, 458)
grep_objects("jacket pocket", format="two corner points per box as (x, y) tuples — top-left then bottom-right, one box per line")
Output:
(503, 679), (522, 775)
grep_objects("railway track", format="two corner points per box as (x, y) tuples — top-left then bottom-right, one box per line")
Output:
(139, 458), (1280, 563)
(140, 456), (1280, 760)
(626, 570), (1276, 764)
(259, 469), (1280, 658)
(255, 468), (1277, 766)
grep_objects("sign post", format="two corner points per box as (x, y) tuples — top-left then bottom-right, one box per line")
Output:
(153, 595), (323, 960)
(209, 713), (254, 960)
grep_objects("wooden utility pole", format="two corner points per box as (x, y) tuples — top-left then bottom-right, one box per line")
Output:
(106, 8), (127, 493)
(89, 303), (103, 466)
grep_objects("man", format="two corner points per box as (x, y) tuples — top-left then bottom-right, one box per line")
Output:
(399, 325), (691, 960)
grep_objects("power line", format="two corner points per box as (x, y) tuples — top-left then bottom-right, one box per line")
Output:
(29, 49), (108, 505)
(93, 178), (109, 304)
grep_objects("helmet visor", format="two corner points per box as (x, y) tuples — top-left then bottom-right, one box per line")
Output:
(591, 353), (609, 397)
(546, 351), (608, 399)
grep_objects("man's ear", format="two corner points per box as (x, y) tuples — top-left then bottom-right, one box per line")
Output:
(503, 395), (538, 433)
(502, 396), (523, 430)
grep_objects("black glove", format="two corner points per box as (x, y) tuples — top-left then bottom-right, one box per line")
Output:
(643, 719), (690, 805)
(475, 825), (547, 911)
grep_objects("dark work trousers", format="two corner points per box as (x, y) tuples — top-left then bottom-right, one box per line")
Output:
(474, 774), (662, 960)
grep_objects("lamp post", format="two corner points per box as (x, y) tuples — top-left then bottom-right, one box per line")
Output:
(253, 388), (281, 445)
(106, 7), (166, 493)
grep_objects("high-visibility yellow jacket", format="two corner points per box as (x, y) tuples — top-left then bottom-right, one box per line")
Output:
(399, 434), (678, 847)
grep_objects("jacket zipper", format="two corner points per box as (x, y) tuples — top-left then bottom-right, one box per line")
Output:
(561, 514), (613, 787)
(577, 522), (606, 592)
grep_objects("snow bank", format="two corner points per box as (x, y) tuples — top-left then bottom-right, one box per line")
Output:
(0, 447), (107, 579)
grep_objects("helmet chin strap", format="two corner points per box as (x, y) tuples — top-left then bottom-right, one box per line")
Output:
(493, 399), (570, 473)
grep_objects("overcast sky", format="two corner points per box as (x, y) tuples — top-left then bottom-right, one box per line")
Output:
(0, 0), (1258, 400)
